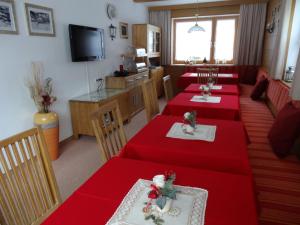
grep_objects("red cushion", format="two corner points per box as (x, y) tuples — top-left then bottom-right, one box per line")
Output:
(250, 78), (269, 100)
(268, 101), (300, 158)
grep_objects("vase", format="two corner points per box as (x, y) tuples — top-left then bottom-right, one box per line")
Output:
(155, 199), (173, 214)
(34, 112), (59, 160)
(182, 124), (196, 134)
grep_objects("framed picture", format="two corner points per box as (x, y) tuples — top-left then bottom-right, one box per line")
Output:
(0, 0), (18, 34)
(119, 22), (128, 39)
(25, 3), (55, 37)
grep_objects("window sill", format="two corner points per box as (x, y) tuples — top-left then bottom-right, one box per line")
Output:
(281, 80), (292, 88)
(171, 63), (237, 66)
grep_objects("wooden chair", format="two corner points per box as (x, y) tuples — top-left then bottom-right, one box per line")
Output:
(197, 67), (219, 84)
(141, 79), (160, 122)
(91, 100), (127, 163)
(0, 127), (61, 225)
(163, 75), (174, 101)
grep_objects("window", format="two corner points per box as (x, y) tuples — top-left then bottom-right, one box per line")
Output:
(173, 16), (238, 64)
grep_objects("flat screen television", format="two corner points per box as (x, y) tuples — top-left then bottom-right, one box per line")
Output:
(69, 24), (105, 62)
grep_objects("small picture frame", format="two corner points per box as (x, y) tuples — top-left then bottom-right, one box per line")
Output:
(0, 0), (18, 35)
(25, 3), (55, 37)
(119, 22), (128, 39)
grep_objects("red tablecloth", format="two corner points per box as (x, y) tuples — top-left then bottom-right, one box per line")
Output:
(177, 73), (239, 89)
(120, 115), (251, 175)
(184, 84), (240, 95)
(162, 93), (240, 121)
(42, 193), (119, 225)
(43, 157), (258, 225)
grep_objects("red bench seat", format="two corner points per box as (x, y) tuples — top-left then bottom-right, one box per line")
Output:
(239, 68), (300, 225)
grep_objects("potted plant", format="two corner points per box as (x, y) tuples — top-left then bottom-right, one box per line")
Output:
(27, 63), (59, 160)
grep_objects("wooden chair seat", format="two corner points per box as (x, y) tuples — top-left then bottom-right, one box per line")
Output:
(141, 79), (160, 122)
(163, 75), (174, 101)
(0, 127), (61, 225)
(91, 100), (127, 163)
(197, 67), (219, 84)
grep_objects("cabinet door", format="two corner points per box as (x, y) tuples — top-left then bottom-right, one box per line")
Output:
(114, 92), (130, 121)
(148, 31), (155, 54)
(155, 32), (160, 53)
(129, 86), (144, 115)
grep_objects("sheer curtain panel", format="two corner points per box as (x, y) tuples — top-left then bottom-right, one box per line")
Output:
(235, 3), (267, 65)
(149, 10), (172, 65)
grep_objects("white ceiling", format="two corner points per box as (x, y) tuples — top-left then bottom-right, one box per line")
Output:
(142, 0), (222, 7)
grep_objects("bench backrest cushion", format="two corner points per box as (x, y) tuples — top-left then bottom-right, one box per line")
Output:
(268, 101), (300, 158)
(266, 80), (291, 115)
(251, 77), (269, 100)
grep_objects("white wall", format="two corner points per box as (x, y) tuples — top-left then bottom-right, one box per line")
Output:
(285, 0), (300, 71)
(0, 0), (147, 140)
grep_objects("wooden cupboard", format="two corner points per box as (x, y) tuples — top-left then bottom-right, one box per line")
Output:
(105, 70), (149, 89)
(106, 70), (149, 116)
(132, 24), (161, 60)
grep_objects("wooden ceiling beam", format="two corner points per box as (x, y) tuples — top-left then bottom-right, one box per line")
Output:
(148, 0), (269, 11)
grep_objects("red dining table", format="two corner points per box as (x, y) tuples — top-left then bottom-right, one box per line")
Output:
(42, 157), (258, 225)
(162, 93), (240, 121)
(120, 115), (251, 176)
(184, 84), (240, 95)
(177, 72), (239, 89)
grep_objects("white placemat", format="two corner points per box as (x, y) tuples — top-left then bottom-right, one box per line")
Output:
(190, 95), (221, 103)
(166, 122), (216, 142)
(106, 179), (208, 225)
(199, 85), (222, 90)
(218, 73), (233, 77)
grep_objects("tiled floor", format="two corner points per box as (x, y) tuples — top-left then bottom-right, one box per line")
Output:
(52, 98), (167, 200)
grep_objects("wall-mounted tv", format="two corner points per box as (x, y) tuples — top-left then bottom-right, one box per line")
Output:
(69, 24), (105, 62)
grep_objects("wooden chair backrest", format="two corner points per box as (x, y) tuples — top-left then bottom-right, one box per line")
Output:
(91, 100), (127, 163)
(141, 79), (160, 122)
(163, 75), (174, 101)
(0, 127), (61, 225)
(197, 67), (219, 84)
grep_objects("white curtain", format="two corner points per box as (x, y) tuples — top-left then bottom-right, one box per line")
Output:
(291, 48), (300, 100)
(235, 3), (267, 65)
(149, 10), (171, 65)
(269, 0), (293, 79)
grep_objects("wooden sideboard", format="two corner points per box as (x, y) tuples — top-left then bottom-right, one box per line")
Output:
(70, 71), (149, 139)
(69, 89), (130, 139)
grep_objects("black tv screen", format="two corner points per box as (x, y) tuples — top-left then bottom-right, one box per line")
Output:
(69, 24), (105, 62)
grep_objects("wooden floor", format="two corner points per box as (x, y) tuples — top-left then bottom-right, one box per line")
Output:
(240, 86), (300, 225)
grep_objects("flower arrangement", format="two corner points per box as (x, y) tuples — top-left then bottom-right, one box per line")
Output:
(143, 171), (178, 225)
(184, 111), (197, 128)
(27, 63), (57, 113)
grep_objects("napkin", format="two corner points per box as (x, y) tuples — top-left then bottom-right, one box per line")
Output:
(190, 95), (221, 103)
(166, 122), (216, 142)
(199, 85), (222, 90)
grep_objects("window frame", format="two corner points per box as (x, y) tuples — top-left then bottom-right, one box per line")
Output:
(172, 15), (239, 65)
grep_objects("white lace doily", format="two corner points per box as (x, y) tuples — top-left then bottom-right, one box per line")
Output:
(105, 179), (208, 225)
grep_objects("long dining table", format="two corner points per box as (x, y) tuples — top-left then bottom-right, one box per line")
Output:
(177, 72), (239, 89)
(184, 84), (240, 95)
(42, 157), (259, 225)
(120, 115), (251, 175)
(162, 93), (240, 121)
